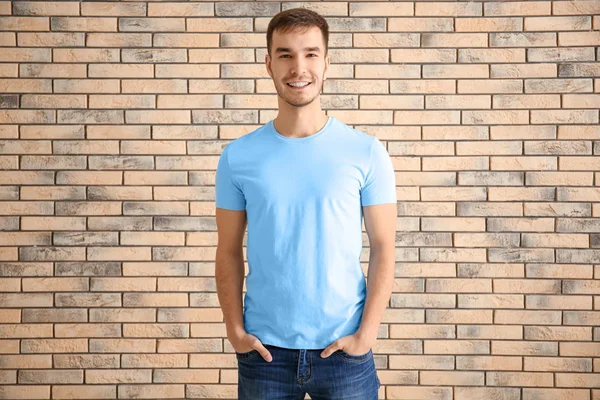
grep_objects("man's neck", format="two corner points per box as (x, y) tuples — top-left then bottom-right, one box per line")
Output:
(273, 111), (329, 139)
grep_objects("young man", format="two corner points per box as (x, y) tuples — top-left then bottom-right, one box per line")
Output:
(215, 8), (397, 400)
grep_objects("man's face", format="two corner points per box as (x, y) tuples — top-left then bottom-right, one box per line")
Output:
(266, 26), (329, 108)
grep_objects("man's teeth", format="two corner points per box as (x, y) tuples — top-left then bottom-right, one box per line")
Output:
(288, 82), (310, 87)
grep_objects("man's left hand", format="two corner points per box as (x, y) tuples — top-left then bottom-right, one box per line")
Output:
(320, 333), (374, 358)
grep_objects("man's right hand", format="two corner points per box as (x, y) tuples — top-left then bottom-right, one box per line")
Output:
(230, 331), (273, 362)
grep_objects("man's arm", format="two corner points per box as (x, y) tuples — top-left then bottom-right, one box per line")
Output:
(215, 207), (247, 338)
(356, 202), (397, 344)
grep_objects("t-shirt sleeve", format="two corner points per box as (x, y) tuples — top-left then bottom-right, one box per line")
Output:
(360, 137), (397, 207)
(215, 144), (246, 210)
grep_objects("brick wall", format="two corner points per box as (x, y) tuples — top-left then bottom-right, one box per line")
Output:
(0, 1), (599, 399)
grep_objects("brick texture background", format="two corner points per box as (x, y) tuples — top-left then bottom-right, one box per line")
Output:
(0, 1), (599, 399)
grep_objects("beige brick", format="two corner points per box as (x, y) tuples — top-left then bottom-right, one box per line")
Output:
(560, 156), (600, 171)
(458, 79), (523, 94)
(349, 2), (411, 16)
(421, 218), (486, 233)
(459, 49), (525, 63)
(126, 110), (190, 125)
(463, 110), (529, 125)
(492, 310), (562, 326)
(354, 33), (419, 48)
(392, 79), (456, 94)
(423, 33), (487, 48)
(491, 156), (556, 171)
(491, 32), (556, 47)
(21, 95), (86, 109)
(88, 64), (152, 79)
(388, 17), (453, 32)
(154, 33), (219, 48)
(488, 371), (553, 387)
(531, 110), (598, 124)
(525, 140), (592, 155)
(491, 63), (557, 78)
(0, 64), (18, 77)
(527, 171), (593, 186)
(189, 48), (253, 63)
(418, 154), (484, 171)
(458, 142), (522, 156)
(87, 33), (151, 47)
(0, 32), (15, 46)
(487, 218), (554, 232)
(460, 171), (523, 186)
(484, 2), (551, 16)
(425, 95), (489, 109)
(324, 80), (388, 94)
(53, 385), (116, 399)
(526, 296), (593, 311)
(89, 95), (155, 109)
(525, 78), (593, 93)
(18, 32), (84, 47)
(391, 49), (456, 63)
(387, 386), (453, 399)
(563, 94), (600, 108)
(421, 187), (487, 201)
(190, 79), (253, 94)
(81, 2), (146, 16)
(559, 63), (600, 78)
(394, 110), (460, 125)
(456, 204), (523, 218)
(558, 188), (600, 202)
(422, 126), (488, 140)
(329, 48), (389, 63)
(425, 340), (489, 354)
(122, 80), (187, 94)
(524, 388), (591, 400)
(0, 386), (50, 399)
(360, 95), (422, 110)
(528, 48), (595, 62)
(187, 18), (252, 32)
(491, 125), (556, 140)
(553, 1), (600, 15)
(461, 295), (524, 312)
(493, 94), (560, 109)
(51, 17), (117, 32)
(421, 370), (484, 386)
(0, 110), (54, 124)
(122, 49), (187, 63)
(13, 1), (79, 16)
(54, 79), (119, 94)
(356, 65), (420, 79)
(0, 79), (52, 93)
(525, 203), (591, 218)
(525, 16), (591, 31)
(0, 17), (49, 31)
(119, 18), (185, 32)
(148, 3), (212, 16)
(488, 187), (556, 202)
(0, 1), (11, 15)
(53, 48), (120, 63)
(423, 64), (488, 78)
(155, 64), (218, 79)
(20, 64), (86, 78)
(159, 95), (222, 109)
(416, 2), (481, 16)
(58, 110), (123, 124)
(455, 17), (523, 32)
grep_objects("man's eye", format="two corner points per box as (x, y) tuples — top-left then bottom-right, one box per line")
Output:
(308, 54), (317, 57)
(280, 55), (290, 58)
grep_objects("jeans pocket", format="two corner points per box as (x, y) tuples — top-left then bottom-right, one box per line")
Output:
(335, 348), (372, 362)
(235, 349), (259, 361)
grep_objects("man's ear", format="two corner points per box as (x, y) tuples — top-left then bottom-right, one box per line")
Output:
(265, 54), (272, 79)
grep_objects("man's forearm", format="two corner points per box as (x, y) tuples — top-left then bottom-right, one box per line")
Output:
(215, 250), (246, 336)
(356, 248), (395, 343)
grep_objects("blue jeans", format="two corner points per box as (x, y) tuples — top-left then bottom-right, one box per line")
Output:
(236, 344), (381, 399)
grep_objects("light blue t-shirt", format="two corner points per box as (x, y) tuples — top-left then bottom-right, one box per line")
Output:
(215, 116), (397, 349)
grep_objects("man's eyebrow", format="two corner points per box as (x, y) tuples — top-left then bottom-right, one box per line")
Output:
(274, 47), (321, 53)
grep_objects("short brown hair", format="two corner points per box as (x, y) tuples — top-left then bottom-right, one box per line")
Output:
(266, 8), (329, 57)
